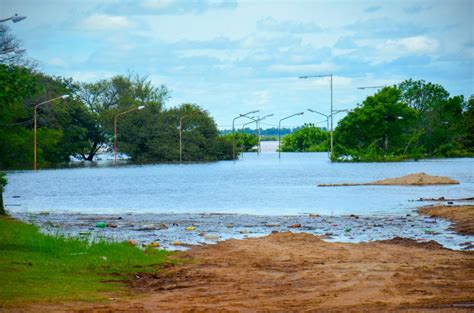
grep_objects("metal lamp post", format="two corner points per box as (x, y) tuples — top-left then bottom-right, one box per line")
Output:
(114, 105), (145, 165)
(33, 95), (70, 171)
(232, 110), (259, 160)
(0, 14), (26, 23)
(278, 112), (304, 159)
(299, 74), (334, 159)
(242, 114), (273, 155)
(179, 112), (197, 163)
(307, 108), (347, 159)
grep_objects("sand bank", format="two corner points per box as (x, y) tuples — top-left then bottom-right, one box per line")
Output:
(418, 205), (474, 235)
(319, 172), (459, 187)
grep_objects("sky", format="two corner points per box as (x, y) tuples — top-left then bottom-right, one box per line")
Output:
(1, 0), (473, 129)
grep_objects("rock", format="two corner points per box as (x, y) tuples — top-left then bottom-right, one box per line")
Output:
(309, 214), (320, 218)
(147, 241), (160, 248)
(128, 239), (138, 246)
(171, 241), (184, 246)
(204, 234), (219, 240)
(288, 223), (301, 228)
(265, 223), (281, 227)
(139, 224), (157, 231)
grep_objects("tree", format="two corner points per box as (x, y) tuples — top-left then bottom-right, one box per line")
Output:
(77, 74), (169, 161)
(0, 25), (26, 65)
(117, 103), (233, 161)
(0, 172), (6, 215)
(280, 123), (328, 152)
(0, 64), (41, 168)
(333, 86), (418, 161)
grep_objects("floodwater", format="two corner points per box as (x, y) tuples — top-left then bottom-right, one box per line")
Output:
(4, 152), (474, 216)
(4, 151), (474, 250)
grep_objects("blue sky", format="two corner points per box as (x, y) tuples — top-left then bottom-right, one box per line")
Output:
(1, 0), (473, 129)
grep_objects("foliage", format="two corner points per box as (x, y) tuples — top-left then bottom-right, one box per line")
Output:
(0, 217), (171, 304)
(333, 81), (473, 162)
(117, 103), (233, 162)
(280, 123), (328, 152)
(221, 132), (259, 152)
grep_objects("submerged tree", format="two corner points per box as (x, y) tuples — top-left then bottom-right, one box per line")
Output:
(280, 123), (328, 152)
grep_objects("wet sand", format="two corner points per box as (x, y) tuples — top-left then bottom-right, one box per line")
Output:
(31, 232), (474, 312)
(319, 172), (459, 187)
(418, 205), (474, 235)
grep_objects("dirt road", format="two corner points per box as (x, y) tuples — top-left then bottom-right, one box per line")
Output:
(32, 232), (474, 312)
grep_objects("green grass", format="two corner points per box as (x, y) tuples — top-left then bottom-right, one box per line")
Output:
(0, 216), (172, 305)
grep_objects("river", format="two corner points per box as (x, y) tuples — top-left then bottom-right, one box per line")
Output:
(4, 152), (474, 216)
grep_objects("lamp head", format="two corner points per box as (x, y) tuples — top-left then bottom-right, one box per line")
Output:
(61, 94), (70, 99)
(11, 14), (26, 23)
(138, 105), (145, 110)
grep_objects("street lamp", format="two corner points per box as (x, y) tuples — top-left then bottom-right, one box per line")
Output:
(33, 95), (69, 171)
(299, 74), (334, 159)
(179, 112), (198, 163)
(278, 112), (304, 159)
(232, 110), (259, 160)
(357, 86), (386, 90)
(243, 113), (273, 155)
(0, 14), (27, 23)
(307, 108), (347, 159)
(114, 106), (145, 165)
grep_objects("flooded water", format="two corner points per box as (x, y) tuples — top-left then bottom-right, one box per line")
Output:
(4, 152), (474, 216)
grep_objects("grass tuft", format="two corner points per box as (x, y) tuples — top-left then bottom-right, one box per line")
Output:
(0, 217), (171, 305)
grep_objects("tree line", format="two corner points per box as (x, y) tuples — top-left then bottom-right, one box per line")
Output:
(281, 79), (474, 161)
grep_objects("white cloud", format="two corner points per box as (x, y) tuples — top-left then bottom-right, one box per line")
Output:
(386, 36), (439, 54)
(373, 36), (439, 63)
(141, 0), (176, 10)
(79, 14), (135, 31)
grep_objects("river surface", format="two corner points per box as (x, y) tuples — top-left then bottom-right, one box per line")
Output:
(4, 152), (474, 216)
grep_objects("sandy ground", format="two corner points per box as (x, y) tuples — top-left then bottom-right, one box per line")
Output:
(25, 232), (474, 312)
(319, 172), (459, 187)
(418, 205), (474, 235)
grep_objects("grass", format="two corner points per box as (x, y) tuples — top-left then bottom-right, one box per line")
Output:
(0, 216), (172, 305)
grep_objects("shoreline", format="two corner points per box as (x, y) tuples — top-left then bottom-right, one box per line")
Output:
(418, 205), (474, 236)
(4, 203), (474, 311)
(10, 202), (474, 251)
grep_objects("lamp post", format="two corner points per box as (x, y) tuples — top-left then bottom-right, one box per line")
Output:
(33, 95), (69, 171)
(232, 110), (259, 160)
(299, 74), (334, 159)
(242, 114), (273, 155)
(278, 112), (304, 159)
(114, 106), (145, 165)
(307, 108), (347, 159)
(0, 14), (26, 23)
(179, 112), (197, 163)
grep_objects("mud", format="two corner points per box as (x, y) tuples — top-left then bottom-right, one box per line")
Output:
(319, 172), (460, 187)
(26, 232), (474, 312)
(418, 205), (474, 235)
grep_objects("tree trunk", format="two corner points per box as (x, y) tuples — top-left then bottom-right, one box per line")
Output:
(0, 187), (5, 216)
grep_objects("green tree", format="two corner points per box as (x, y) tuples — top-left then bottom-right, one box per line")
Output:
(280, 123), (328, 152)
(117, 103), (232, 162)
(222, 133), (259, 153)
(333, 86), (418, 161)
(77, 74), (169, 161)
(0, 172), (6, 215)
(0, 64), (41, 168)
